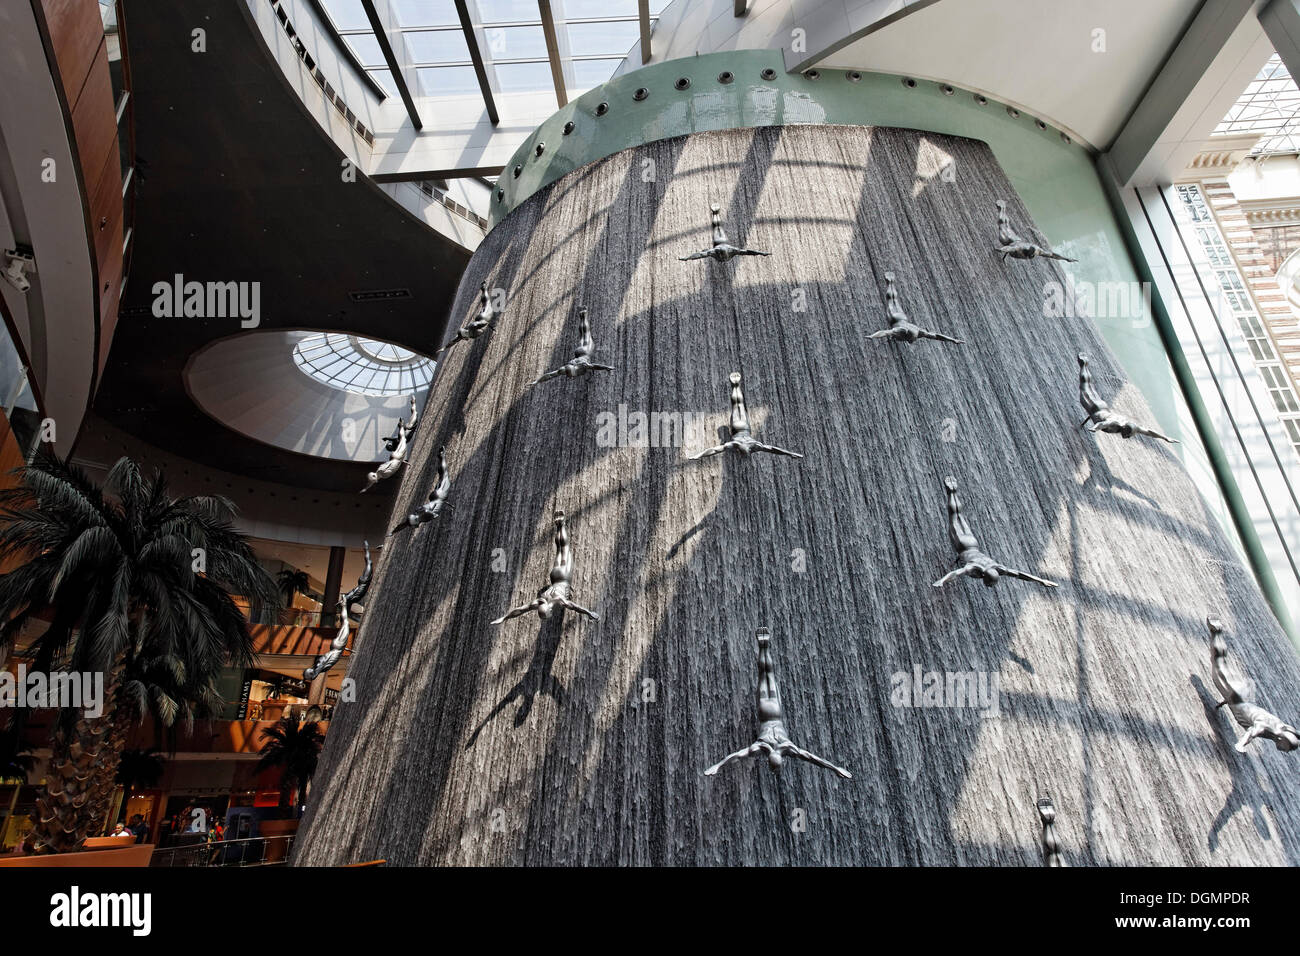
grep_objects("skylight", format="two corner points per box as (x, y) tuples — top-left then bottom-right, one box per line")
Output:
(1215, 53), (1300, 157)
(292, 333), (435, 396)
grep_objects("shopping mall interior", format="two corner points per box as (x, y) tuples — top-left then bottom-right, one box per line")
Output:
(1, 0), (1300, 868)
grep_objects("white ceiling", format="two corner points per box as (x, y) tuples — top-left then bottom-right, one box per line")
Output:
(817, 0), (1206, 148)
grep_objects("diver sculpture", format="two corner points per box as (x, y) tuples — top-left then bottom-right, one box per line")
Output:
(932, 477), (1058, 590)
(1209, 616), (1299, 753)
(383, 395), (419, 452)
(528, 308), (615, 386)
(304, 604), (349, 681)
(360, 420), (408, 493)
(340, 541), (373, 617)
(680, 204), (770, 262)
(436, 281), (498, 356)
(1037, 796), (1067, 867)
(389, 446), (452, 536)
(996, 199), (1077, 262)
(689, 372), (803, 461)
(869, 272), (963, 344)
(705, 627), (852, 778)
(491, 510), (599, 625)
(1078, 353), (1178, 444)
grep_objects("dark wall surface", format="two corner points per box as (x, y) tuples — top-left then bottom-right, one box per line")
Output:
(294, 125), (1300, 865)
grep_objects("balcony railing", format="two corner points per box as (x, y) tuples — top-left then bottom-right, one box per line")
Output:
(150, 834), (295, 867)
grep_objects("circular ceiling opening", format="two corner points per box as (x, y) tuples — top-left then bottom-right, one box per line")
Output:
(292, 333), (435, 396)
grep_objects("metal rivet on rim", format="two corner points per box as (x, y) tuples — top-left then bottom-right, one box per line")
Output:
(1060, 132), (1071, 144)
(845, 71), (861, 82)
(633, 87), (649, 101)
(761, 68), (777, 80)
(902, 76), (917, 88)
(675, 77), (691, 90)
(940, 83), (954, 95)
(1006, 106), (1020, 118)
(974, 93), (987, 105)
(562, 120), (575, 134)
(513, 164), (521, 178)
(595, 101), (609, 115)
(718, 71), (734, 83)
(496, 189), (504, 201)
(804, 69), (820, 80)
(535, 141), (545, 156)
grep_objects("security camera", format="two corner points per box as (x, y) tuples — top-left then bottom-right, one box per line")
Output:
(2, 246), (35, 294)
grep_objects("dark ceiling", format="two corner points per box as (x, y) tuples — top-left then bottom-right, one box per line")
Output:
(93, 0), (470, 493)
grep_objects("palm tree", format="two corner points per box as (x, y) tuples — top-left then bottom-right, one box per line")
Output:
(256, 719), (324, 811)
(0, 452), (279, 852)
(276, 568), (311, 606)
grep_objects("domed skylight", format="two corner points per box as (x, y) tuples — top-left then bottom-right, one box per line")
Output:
(292, 333), (435, 396)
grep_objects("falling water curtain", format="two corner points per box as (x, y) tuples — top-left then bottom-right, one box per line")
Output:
(294, 125), (1300, 866)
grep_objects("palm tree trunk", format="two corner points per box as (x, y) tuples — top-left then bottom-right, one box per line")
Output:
(25, 662), (125, 853)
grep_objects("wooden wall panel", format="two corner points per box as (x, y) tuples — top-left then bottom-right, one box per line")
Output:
(40, 0), (104, 107)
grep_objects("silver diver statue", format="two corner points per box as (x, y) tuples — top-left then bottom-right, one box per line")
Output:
(1078, 353), (1178, 444)
(869, 272), (963, 344)
(1037, 796), (1067, 867)
(340, 540), (373, 617)
(491, 509), (600, 625)
(705, 627), (852, 779)
(689, 372), (803, 461)
(932, 477), (1058, 590)
(389, 445), (452, 536)
(436, 281), (498, 356)
(1209, 616), (1299, 753)
(996, 199), (1077, 262)
(383, 395), (419, 452)
(527, 307), (615, 386)
(360, 417), (408, 493)
(304, 602), (349, 681)
(680, 203), (770, 262)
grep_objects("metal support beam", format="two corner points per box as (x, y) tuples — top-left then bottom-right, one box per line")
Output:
(1105, 0), (1264, 187)
(639, 0), (652, 63)
(539, 0), (567, 108)
(455, 0), (500, 125)
(359, 0), (423, 129)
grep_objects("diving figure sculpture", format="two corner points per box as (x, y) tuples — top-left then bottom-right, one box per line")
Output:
(304, 605), (349, 681)
(704, 627), (852, 778)
(340, 541), (373, 618)
(436, 281), (498, 356)
(1078, 353), (1178, 443)
(360, 419), (408, 493)
(680, 204), (770, 262)
(996, 199), (1077, 262)
(1037, 796), (1066, 867)
(1209, 616), (1299, 752)
(390, 446), (452, 536)
(932, 477), (1058, 590)
(383, 395), (419, 452)
(528, 308), (615, 386)
(491, 510), (599, 625)
(689, 372), (803, 461)
(869, 272), (963, 344)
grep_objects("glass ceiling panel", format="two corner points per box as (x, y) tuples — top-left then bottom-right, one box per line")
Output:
(393, 0), (460, 27)
(484, 25), (548, 60)
(417, 65), (483, 96)
(405, 29), (472, 64)
(321, 0), (372, 32)
(319, 0), (653, 104)
(293, 333), (434, 397)
(566, 20), (639, 57)
(1214, 53), (1300, 157)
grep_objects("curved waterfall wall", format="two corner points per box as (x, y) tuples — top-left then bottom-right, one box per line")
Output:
(294, 124), (1300, 866)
